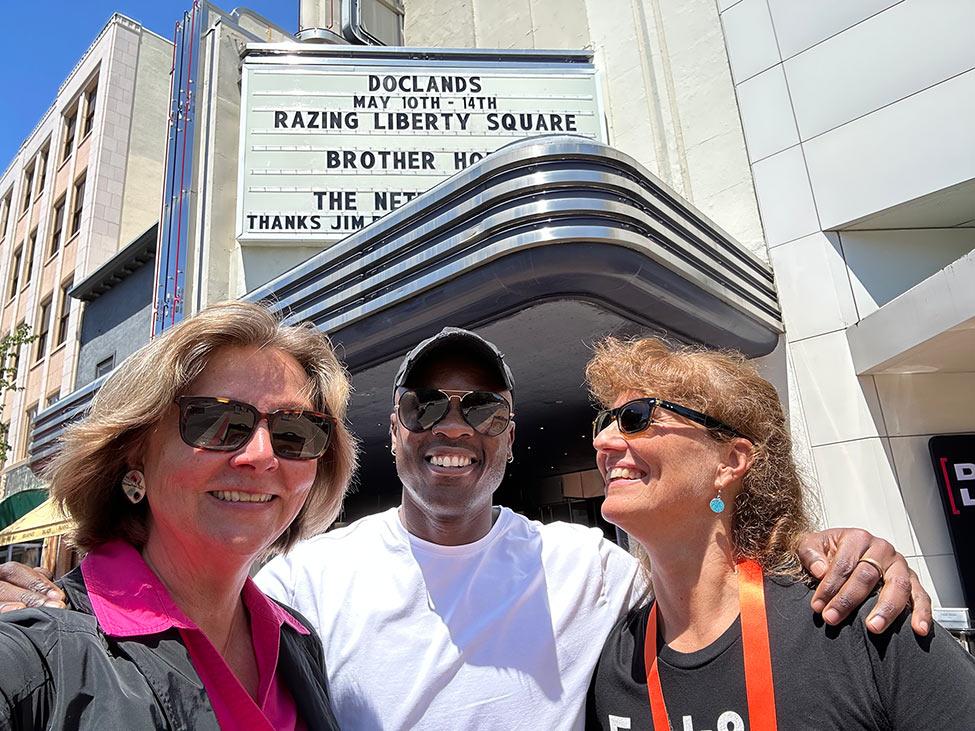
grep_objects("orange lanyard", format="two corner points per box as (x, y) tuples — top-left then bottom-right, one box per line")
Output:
(644, 559), (778, 731)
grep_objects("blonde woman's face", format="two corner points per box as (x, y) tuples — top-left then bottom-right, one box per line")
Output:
(592, 391), (726, 541)
(138, 345), (319, 561)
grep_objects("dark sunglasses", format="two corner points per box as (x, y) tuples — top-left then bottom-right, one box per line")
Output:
(593, 397), (745, 440)
(176, 396), (334, 460)
(397, 388), (513, 437)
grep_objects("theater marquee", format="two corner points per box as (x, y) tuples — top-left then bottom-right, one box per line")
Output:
(237, 47), (606, 243)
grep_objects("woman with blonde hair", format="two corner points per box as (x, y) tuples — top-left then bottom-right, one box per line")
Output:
(0, 301), (355, 729)
(586, 337), (975, 730)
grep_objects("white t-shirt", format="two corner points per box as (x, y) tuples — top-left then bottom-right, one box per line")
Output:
(257, 506), (642, 730)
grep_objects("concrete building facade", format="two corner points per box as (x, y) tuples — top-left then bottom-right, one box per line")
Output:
(407, 0), (767, 259)
(72, 224), (156, 389)
(0, 15), (170, 501)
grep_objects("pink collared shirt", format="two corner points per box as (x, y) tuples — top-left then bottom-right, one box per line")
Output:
(81, 540), (309, 731)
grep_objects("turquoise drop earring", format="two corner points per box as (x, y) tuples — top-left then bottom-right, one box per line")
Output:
(709, 489), (725, 514)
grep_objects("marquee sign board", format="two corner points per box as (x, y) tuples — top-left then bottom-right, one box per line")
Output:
(237, 47), (606, 243)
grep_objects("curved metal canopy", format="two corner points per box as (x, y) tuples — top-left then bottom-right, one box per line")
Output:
(247, 135), (780, 370)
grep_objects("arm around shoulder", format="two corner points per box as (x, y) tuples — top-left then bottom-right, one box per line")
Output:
(599, 536), (646, 612)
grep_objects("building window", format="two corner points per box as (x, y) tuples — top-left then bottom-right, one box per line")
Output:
(4, 539), (43, 566)
(45, 390), (61, 408)
(22, 229), (37, 288)
(55, 280), (73, 347)
(35, 145), (49, 198)
(21, 169), (34, 214)
(8, 246), (22, 300)
(0, 191), (10, 241)
(95, 354), (115, 379)
(19, 404), (37, 460)
(69, 175), (85, 237)
(34, 298), (52, 363)
(49, 197), (65, 257)
(62, 108), (77, 163)
(83, 84), (98, 138)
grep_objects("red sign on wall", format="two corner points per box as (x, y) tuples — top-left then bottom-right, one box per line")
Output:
(929, 434), (975, 613)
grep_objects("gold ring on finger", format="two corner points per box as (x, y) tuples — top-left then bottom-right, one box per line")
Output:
(857, 556), (885, 582)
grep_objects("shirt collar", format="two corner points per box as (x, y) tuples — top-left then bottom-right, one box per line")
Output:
(82, 539), (308, 637)
(241, 575), (310, 636)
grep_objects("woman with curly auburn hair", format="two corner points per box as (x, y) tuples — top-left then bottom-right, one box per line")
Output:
(585, 336), (975, 730)
(0, 301), (353, 730)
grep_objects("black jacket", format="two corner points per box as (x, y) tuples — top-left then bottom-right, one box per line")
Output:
(0, 566), (341, 730)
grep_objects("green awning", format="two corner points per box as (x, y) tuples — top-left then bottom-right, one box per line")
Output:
(0, 497), (72, 546)
(0, 489), (47, 532)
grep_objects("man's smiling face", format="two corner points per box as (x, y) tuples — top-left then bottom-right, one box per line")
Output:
(391, 352), (514, 524)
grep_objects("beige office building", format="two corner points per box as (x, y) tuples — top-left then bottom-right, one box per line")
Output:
(0, 14), (170, 549)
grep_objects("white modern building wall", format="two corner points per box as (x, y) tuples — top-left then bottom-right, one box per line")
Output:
(0, 15), (170, 495)
(719, 0), (975, 609)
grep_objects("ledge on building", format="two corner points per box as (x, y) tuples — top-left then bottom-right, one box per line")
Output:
(848, 248), (975, 375)
(69, 223), (157, 302)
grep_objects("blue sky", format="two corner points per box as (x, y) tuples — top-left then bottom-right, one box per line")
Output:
(0, 1), (296, 167)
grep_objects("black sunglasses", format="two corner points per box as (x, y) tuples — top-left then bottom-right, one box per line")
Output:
(397, 388), (513, 437)
(176, 396), (334, 460)
(593, 397), (745, 440)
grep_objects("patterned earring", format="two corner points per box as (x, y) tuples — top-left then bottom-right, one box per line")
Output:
(709, 488), (725, 514)
(121, 470), (146, 504)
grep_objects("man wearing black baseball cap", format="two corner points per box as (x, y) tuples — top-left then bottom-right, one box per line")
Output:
(390, 327), (518, 546)
(1, 326), (929, 730)
(254, 326), (923, 730)
(259, 326), (643, 730)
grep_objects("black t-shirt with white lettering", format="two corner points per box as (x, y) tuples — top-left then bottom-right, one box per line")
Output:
(586, 576), (975, 730)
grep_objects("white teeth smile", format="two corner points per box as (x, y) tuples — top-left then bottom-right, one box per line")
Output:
(609, 467), (644, 481)
(428, 455), (474, 468)
(211, 491), (274, 503)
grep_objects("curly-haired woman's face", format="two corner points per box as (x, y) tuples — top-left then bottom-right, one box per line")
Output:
(593, 391), (726, 539)
(138, 345), (319, 560)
